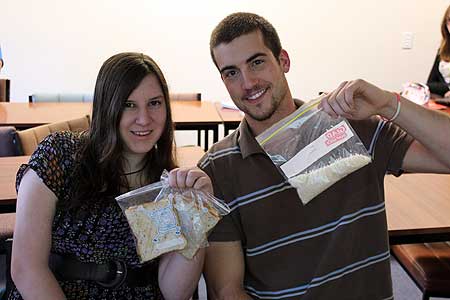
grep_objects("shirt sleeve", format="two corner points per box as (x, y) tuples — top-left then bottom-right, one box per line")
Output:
(350, 118), (414, 178)
(16, 132), (77, 201)
(380, 121), (414, 176)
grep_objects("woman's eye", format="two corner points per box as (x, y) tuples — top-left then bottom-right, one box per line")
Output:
(149, 100), (162, 107)
(124, 101), (136, 108)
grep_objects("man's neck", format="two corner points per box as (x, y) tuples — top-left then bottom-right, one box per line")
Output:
(247, 97), (297, 136)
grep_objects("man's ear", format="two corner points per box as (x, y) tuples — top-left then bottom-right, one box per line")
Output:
(279, 49), (290, 73)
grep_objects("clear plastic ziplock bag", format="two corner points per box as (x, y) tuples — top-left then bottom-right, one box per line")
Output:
(256, 99), (372, 205)
(116, 170), (230, 262)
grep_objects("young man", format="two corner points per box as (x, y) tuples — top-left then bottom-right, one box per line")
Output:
(199, 12), (450, 300)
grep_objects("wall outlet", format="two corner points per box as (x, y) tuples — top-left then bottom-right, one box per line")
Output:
(402, 32), (414, 49)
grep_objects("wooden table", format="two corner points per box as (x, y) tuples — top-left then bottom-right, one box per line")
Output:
(0, 146), (205, 207)
(426, 99), (450, 114)
(171, 101), (221, 150)
(2, 154), (450, 244)
(0, 102), (92, 128)
(385, 173), (450, 244)
(214, 102), (243, 136)
(0, 101), (222, 150)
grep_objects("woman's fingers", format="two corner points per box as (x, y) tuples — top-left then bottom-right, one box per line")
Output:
(168, 167), (213, 194)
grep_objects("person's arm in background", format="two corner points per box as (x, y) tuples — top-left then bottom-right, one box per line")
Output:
(427, 53), (450, 97)
(11, 169), (67, 300)
(319, 79), (450, 173)
(0, 45), (3, 70)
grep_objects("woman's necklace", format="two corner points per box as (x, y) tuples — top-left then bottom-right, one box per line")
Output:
(124, 166), (145, 176)
(123, 160), (148, 176)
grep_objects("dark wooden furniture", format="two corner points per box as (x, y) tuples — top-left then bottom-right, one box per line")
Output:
(391, 242), (450, 300)
(214, 102), (242, 136)
(385, 173), (450, 245)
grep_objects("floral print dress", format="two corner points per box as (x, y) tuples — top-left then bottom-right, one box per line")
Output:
(9, 132), (162, 300)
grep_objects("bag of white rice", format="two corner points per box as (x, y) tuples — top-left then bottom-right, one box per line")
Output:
(256, 99), (372, 204)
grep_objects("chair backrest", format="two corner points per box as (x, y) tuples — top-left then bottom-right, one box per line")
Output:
(16, 115), (90, 155)
(29, 92), (198, 102)
(29, 93), (93, 103)
(169, 93), (201, 101)
(0, 126), (20, 157)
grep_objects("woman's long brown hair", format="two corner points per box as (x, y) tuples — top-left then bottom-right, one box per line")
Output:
(61, 53), (177, 211)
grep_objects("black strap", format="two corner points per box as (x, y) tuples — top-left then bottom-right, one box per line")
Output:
(49, 254), (114, 282)
(49, 253), (156, 289)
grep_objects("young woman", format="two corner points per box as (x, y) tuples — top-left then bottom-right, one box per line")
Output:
(427, 5), (450, 97)
(9, 52), (209, 300)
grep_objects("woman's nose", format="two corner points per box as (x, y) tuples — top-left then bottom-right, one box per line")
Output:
(135, 108), (151, 125)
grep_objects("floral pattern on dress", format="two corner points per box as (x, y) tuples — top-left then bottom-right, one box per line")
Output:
(9, 131), (162, 300)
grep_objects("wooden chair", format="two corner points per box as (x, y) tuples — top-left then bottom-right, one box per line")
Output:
(170, 93), (203, 147)
(391, 242), (450, 300)
(28, 93), (93, 103)
(15, 115), (90, 155)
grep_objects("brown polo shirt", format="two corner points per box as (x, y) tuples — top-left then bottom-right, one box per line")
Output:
(199, 104), (413, 300)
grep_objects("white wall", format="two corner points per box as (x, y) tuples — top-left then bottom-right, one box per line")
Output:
(1, 0), (449, 103)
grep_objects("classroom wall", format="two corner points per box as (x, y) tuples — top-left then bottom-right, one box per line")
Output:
(1, 0), (449, 103)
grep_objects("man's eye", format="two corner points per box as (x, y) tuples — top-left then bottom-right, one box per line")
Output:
(124, 101), (136, 108)
(224, 70), (238, 79)
(252, 59), (264, 67)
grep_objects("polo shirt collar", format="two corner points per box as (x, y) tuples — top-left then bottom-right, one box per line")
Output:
(237, 118), (266, 159)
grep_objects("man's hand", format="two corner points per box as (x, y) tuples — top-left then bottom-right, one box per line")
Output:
(318, 79), (397, 120)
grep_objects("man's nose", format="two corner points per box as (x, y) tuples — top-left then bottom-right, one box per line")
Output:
(241, 69), (258, 90)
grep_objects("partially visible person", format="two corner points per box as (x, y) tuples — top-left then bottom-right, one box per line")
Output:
(0, 45), (3, 71)
(10, 52), (209, 300)
(201, 12), (450, 300)
(427, 5), (450, 97)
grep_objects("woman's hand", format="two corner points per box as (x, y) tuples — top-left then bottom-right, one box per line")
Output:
(168, 167), (213, 194)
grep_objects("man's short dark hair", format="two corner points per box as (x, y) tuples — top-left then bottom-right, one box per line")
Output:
(210, 12), (282, 68)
